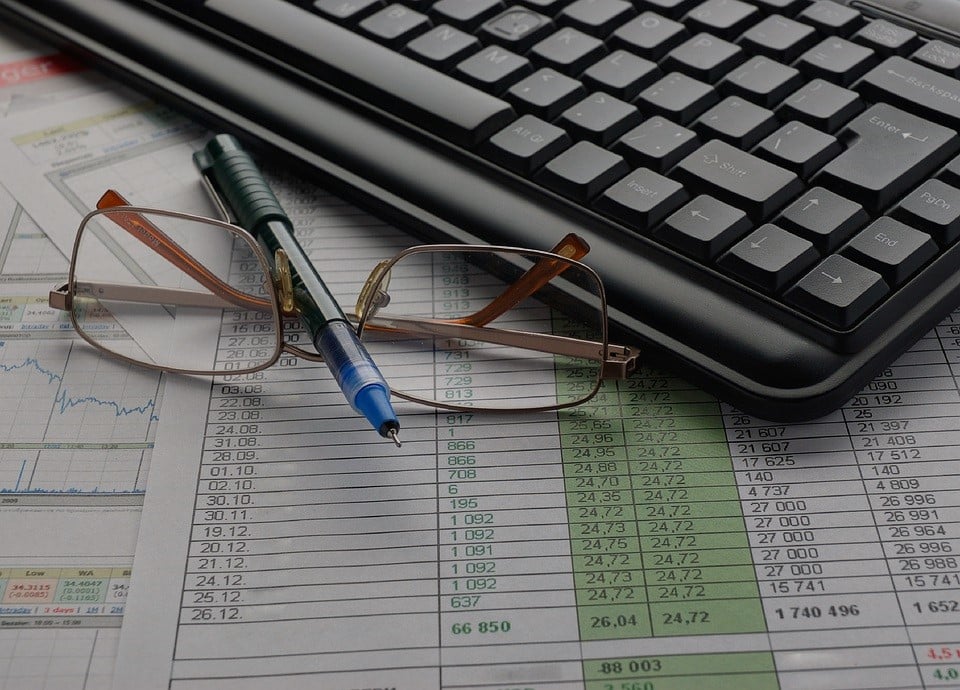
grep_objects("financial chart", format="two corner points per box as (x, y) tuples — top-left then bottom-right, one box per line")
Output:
(0, 326), (158, 497)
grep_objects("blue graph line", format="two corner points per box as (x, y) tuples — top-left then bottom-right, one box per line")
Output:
(0, 343), (154, 495)
(0, 356), (61, 383)
(53, 389), (157, 418)
(1, 456), (148, 495)
(0, 342), (159, 420)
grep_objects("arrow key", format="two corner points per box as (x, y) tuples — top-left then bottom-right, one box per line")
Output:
(776, 186), (868, 252)
(654, 194), (751, 260)
(718, 223), (819, 292)
(785, 254), (888, 329)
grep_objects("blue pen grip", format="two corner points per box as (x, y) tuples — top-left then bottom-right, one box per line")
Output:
(193, 134), (288, 233)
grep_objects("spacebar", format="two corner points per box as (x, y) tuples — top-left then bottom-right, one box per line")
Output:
(203, 0), (516, 148)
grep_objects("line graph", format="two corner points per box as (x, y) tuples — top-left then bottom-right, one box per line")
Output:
(0, 332), (161, 496)
(0, 352), (158, 419)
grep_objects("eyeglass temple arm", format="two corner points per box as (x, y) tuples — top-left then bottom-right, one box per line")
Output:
(50, 281), (239, 311)
(92, 190), (272, 312)
(363, 314), (639, 379)
(450, 234), (590, 327)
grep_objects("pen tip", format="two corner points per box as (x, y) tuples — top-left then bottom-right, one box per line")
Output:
(387, 428), (401, 448)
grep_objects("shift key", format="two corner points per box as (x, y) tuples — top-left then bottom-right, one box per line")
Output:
(814, 103), (958, 212)
(673, 140), (803, 221)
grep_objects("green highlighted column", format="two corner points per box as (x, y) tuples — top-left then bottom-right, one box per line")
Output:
(559, 367), (776, 689)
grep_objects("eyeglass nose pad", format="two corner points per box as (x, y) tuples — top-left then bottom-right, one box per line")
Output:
(356, 260), (392, 320)
(371, 291), (391, 310)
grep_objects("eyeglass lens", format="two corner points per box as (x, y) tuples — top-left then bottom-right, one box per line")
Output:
(358, 248), (605, 411)
(70, 209), (281, 374)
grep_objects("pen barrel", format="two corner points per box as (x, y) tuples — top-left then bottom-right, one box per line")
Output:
(193, 134), (289, 232)
(315, 321), (398, 436)
(314, 321), (389, 403)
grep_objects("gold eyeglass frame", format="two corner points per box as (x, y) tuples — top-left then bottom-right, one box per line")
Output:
(49, 190), (640, 412)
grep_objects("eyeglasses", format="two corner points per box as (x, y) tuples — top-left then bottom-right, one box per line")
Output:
(49, 190), (639, 413)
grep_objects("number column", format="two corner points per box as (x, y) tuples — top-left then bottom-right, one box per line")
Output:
(434, 257), (581, 689)
(561, 385), (649, 640)
(727, 404), (924, 690)
(871, 325), (960, 687)
(631, 376), (764, 637)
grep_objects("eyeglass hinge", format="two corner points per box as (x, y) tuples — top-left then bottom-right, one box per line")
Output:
(49, 284), (71, 311)
(602, 344), (640, 379)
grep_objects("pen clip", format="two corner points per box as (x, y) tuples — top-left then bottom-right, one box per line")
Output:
(274, 248), (297, 316)
(196, 164), (236, 225)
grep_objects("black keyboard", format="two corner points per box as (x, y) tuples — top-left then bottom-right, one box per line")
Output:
(5, 0), (960, 420)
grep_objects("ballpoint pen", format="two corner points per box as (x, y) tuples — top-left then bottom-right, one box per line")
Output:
(194, 134), (401, 446)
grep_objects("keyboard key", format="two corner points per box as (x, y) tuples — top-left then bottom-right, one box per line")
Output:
(654, 194), (751, 259)
(207, 0), (516, 147)
(857, 57), (960, 131)
(694, 96), (777, 148)
(404, 24), (480, 70)
(636, 72), (718, 125)
(313, 0), (384, 23)
(797, 1), (863, 37)
(718, 224), (819, 292)
(755, 120), (842, 178)
(891, 179), (960, 246)
(673, 139), (803, 221)
(852, 19), (919, 57)
(796, 37), (878, 86)
(581, 50), (661, 100)
(738, 14), (818, 62)
(455, 45), (533, 93)
(684, 0), (759, 39)
(841, 216), (937, 286)
(777, 78), (863, 133)
(776, 186), (868, 251)
(528, 27), (607, 74)
(814, 103), (960, 212)
(720, 56), (803, 108)
(912, 40), (960, 77)
(483, 114), (573, 173)
(429, 0), (504, 29)
(535, 140), (630, 200)
(611, 12), (689, 60)
(359, 4), (432, 47)
(662, 33), (744, 83)
(506, 68), (585, 119)
(594, 167), (689, 229)
(785, 254), (888, 328)
(558, 0), (636, 36)
(557, 92), (641, 145)
(613, 115), (699, 171)
(479, 7), (555, 50)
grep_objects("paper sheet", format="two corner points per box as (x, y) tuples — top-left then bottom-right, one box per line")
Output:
(114, 175), (960, 689)
(0, 32), (209, 689)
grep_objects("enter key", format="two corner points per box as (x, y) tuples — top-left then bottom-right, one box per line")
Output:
(814, 103), (959, 212)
